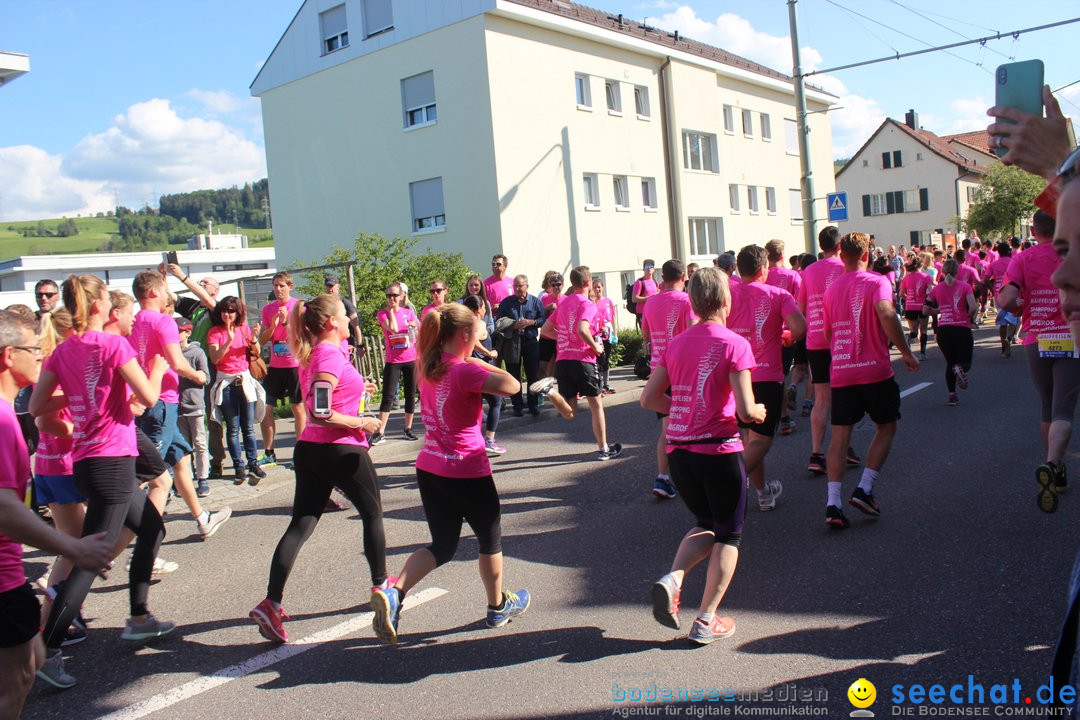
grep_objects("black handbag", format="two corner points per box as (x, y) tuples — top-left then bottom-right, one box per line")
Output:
(634, 354), (651, 381)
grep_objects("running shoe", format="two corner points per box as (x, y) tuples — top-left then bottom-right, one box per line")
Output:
(256, 452), (278, 468)
(36, 651), (76, 689)
(249, 598), (289, 643)
(234, 464), (248, 485)
(486, 589), (531, 628)
(198, 507), (233, 540)
(785, 385), (797, 411)
(651, 573), (682, 629)
(371, 586), (401, 644)
(801, 399), (814, 417)
(849, 487), (881, 517)
(61, 626), (87, 647)
(1056, 464), (1069, 494)
(1002, 344), (1012, 358)
(248, 461), (267, 485)
(652, 477), (677, 499)
(403, 427), (418, 441)
(845, 446), (862, 468)
(121, 614), (176, 642)
(1036, 463), (1059, 513)
(529, 406), (541, 416)
(598, 443), (623, 461)
(125, 556), (179, 575)
(370, 575), (399, 595)
(779, 418), (796, 435)
(947, 393), (959, 407)
(758, 480), (782, 512)
(529, 377), (557, 396)
(687, 615), (736, 645)
(196, 479), (210, 497)
(953, 364), (969, 390)
(825, 505), (850, 529)
(369, 432), (385, 446)
(918, 351), (928, 361)
(485, 438), (507, 455)
(807, 453), (826, 475)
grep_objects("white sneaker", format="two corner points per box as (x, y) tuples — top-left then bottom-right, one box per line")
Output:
(758, 480), (782, 512)
(528, 377), (557, 396)
(126, 556), (180, 575)
(198, 507), (233, 540)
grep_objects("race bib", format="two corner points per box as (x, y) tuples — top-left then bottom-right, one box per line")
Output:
(1038, 333), (1079, 359)
(388, 332), (410, 351)
(272, 341), (290, 357)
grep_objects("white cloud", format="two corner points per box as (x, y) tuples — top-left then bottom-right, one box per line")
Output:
(188, 89), (252, 115)
(0, 145), (112, 220)
(920, 96), (991, 137)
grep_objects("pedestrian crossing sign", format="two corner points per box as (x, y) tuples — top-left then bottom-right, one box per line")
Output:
(827, 192), (848, 222)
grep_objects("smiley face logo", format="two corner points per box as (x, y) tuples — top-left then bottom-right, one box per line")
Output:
(848, 678), (877, 709)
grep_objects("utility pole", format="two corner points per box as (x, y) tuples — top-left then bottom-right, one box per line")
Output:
(788, 0), (817, 254)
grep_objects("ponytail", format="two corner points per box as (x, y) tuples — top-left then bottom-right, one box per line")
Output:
(288, 294), (339, 366)
(418, 302), (475, 383)
(62, 274), (106, 333)
(40, 308), (73, 358)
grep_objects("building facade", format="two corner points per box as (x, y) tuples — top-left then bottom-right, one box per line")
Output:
(252, 0), (836, 296)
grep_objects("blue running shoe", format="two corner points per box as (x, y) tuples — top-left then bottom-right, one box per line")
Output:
(652, 477), (677, 499)
(371, 587), (400, 645)
(486, 589), (531, 628)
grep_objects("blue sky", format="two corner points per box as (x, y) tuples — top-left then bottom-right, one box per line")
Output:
(1, 0), (1077, 221)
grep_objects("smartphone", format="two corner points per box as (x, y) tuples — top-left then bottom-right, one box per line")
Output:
(993, 60), (1044, 157)
(311, 380), (332, 419)
(165, 250), (179, 265)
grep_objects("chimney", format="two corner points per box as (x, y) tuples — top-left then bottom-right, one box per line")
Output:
(905, 109), (918, 130)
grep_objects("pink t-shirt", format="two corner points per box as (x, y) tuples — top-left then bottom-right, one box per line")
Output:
(956, 263), (980, 290)
(483, 275), (514, 307)
(765, 265), (802, 299)
(727, 282), (799, 383)
(207, 324), (252, 375)
(261, 298), (301, 369)
(900, 271), (932, 312)
(823, 270), (895, 388)
(659, 323), (756, 455)
(1005, 242), (1068, 344)
(0, 401), (30, 592)
(632, 277), (659, 315)
(987, 257), (1012, 296)
(642, 290), (695, 369)
(44, 331), (138, 462)
(595, 297), (616, 326)
(377, 306), (419, 363)
(130, 309), (180, 404)
(797, 256), (845, 350)
(555, 293), (599, 363)
(35, 406), (73, 477)
(421, 303), (440, 320)
(299, 342), (369, 446)
(929, 280), (974, 328)
(416, 355), (491, 478)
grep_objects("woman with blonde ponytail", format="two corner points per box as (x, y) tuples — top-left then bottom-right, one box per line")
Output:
(249, 295), (388, 644)
(372, 302), (529, 645)
(29, 274), (174, 688)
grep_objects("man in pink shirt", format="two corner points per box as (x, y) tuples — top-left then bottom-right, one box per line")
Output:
(259, 272), (306, 465)
(822, 232), (919, 529)
(985, 242), (1019, 355)
(641, 260), (695, 499)
(729, 245), (806, 512)
(533, 266), (622, 461)
(483, 255), (514, 308)
(764, 239), (806, 435)
(631, 260), (659, 329)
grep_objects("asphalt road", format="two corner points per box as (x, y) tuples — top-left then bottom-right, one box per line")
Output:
(21, 326), (1079, 720)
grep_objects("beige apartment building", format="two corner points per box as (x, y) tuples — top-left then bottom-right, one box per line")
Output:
(252, 0), (836, 296)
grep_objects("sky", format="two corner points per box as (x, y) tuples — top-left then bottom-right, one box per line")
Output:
(1, 0), (1077, 222)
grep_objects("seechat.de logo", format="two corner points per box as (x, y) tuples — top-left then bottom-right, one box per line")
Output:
(849, 678), (878, 717)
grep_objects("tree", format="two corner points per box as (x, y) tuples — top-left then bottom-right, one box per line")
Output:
(291, 232), (473, 337)
(965, 163), (1045, 240)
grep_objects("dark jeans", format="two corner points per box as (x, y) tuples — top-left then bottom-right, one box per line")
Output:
(506, 337), (540, 410)
(220, 383), (258, 467)
(206, 364), (225, 471)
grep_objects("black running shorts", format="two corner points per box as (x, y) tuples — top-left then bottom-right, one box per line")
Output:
(807, 348), (831, 385)
(831, 378), (902, 426)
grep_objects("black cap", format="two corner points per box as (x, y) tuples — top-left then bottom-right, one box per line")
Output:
(325, 274), (339, 286)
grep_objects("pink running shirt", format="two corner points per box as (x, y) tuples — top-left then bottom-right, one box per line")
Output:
(43, 330), (138, 462)
(554, 293), (599, 363)
(956, 263), (980, 290)
(416, 355), (492, 478)
(929, 280), (974, 328)
(1005, 242), (1068, 344)
(797, 256), (845, 351)
(377, 307), (419, 363)
(641, 290), (695, 369)
(986, 257), (1012, 296)
(631, 277), (659, 315)
(727, 282), (798, 383)
(0, 401), (30, 592)
(823, 271), (896, 388)
(483, 275), (514, 307)
(207, 324), (252, 375)
(299, 342), (369, 446)
(765, 266), (802, 298)
(34, 406), (73, 477)
(130, 309), (180, 404)
(658, 323), (756, 455)
(900, 271), (932, 312)
(261, 298), (301, 369)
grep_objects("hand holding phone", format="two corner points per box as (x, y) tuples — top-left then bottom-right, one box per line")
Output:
(990, 60), (1044, 158)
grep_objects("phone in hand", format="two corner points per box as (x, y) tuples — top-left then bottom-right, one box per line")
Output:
(311, 380), (333, 419)
(993, 59), (1044, 157)
(165, 250), (179, 265)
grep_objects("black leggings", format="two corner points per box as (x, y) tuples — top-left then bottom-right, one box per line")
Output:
(416, 469), (502, 566)
(267, 442), (386, 602)
(936, 325), (974, 392)
(379, 361), (416, 414)
(666, 450), (747, 548)
(42, 456), (164, 650)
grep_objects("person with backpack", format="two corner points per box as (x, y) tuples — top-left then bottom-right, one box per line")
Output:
(629, 260), (658, 329)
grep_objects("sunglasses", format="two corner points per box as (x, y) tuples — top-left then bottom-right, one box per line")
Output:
(492, 262), (505, 267)
(550, 282), (563, 287)
(37, 292), (58, 299)
(387, 293), (400, 298)
(430, 288), (445, 293)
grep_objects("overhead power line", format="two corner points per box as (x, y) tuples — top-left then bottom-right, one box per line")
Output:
(886, 0), (1013, 62)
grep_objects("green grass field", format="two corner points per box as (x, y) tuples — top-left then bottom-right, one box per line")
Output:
(0, 217), (273, 261)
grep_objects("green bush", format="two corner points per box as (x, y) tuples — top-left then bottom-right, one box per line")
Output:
(612, 327), (644, 366)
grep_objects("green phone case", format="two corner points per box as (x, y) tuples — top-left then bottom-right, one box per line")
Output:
(993, 59), (1044, 157)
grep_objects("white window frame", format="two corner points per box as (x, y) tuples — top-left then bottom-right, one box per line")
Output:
(904, 189), (920, 213)
(747, 186), (759, 214)
(688, 217), (723, 257)
(722, 105), (735, 134)
(742, 108), (754, 138)
(785, 118), (800, 156)
(360, 0), (393, 38)
(641, 177), (658, 211)
(682, 131), (717, 173)
(613, 175), (630, 211)
(869, 193), (887, 216)
(605, 80), (622, 115)
(765, 187), (777, 215)
(401, 71), (436, 130)
(634, 86), (650, 118)
(319, 5), (349, 55)
(760, 113), (772, 141)
(583, 173), (600, 210)
(410, 177), (445, 235)
(729, 184), (741, 213)
(789, 188), (804, 222)
(575, 74), (592, 110)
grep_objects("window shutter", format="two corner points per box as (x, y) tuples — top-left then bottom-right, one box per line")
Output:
(894, 191), (905, 213)
(919, 188), (929, 211)
(886, 192), (895, 214)
(320, 5), (347, 38)
(862, 194), (871, 217)
(882, 151), (892, 169)
(410, 178), (444, 220)
(362, 0), (393, 35)
(401, 72), (435, 110)
(893, 150), (903, 168)
(910, 231), (920, 245)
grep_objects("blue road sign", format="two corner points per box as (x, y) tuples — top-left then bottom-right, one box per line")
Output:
(827, 192), (848, 222)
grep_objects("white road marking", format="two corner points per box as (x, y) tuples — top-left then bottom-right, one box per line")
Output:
(96, 587), (448, 720)
(900, 382), (933, 398)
